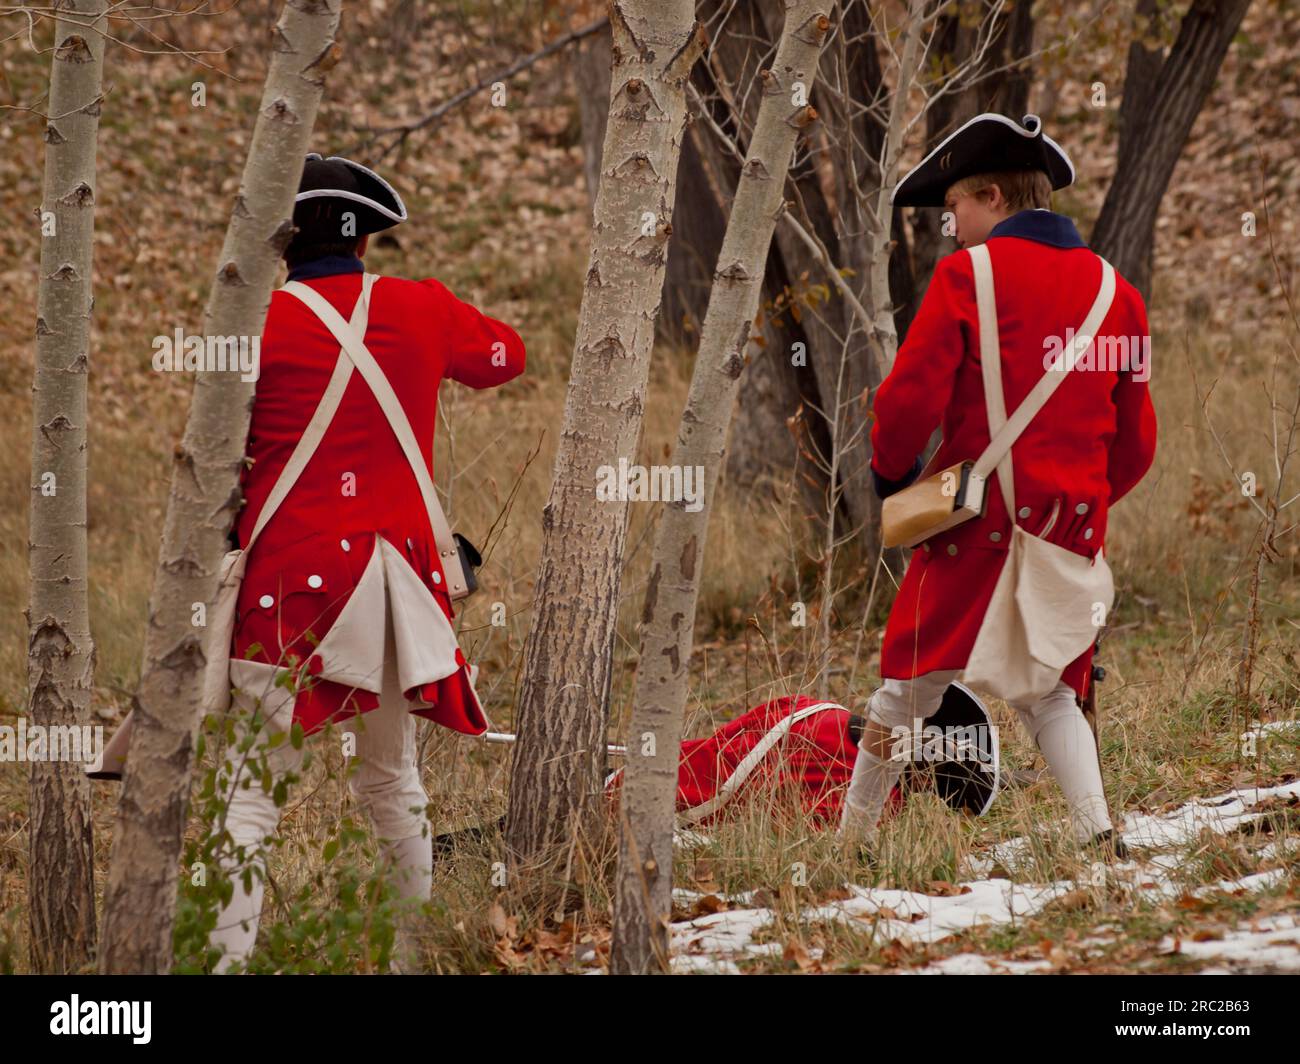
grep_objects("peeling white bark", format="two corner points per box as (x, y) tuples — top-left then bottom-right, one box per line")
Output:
(27, 0), (107, 976)
(98, 0), (343, 974)
(506, 0), (705, 890)
(611, 0), (833, 974)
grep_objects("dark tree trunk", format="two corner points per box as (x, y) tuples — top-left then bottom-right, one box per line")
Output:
(574, 21), (612, 219)
(660, 0), (770, 347)
(905, 0), (1037, 315)
(633, 0), (1043, 545)
(724, 0), (899, 540)
(1091, 0), (1253, 298)
(668, 0), (849, 526)
(660, 115), (736, 347)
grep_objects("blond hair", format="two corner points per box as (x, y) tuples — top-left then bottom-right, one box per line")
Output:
(947, 169), (1052, 211)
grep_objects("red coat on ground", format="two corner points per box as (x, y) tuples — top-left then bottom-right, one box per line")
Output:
(870, 210), (1157, 699)
(605, 696), (904, 826)
(232, 267), (525, 735)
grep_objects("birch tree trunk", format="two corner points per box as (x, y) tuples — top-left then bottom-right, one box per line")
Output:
(865, 0), (926, 376)
(505, 1), (704, 889)
(610, 0), (833, 975)
(26, 0), (107, 976)
(98, 0), (342, 975)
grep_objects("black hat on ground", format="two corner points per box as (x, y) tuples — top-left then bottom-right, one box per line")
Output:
(292, 153), (408, 241)
(891, 112), (1074, 208)
(905, 681), (1001, 816)
(847, 681), (1001, 817)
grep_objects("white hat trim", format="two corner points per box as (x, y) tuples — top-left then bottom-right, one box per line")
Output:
(890, 112), (1076, 205)
(294, 187), (407, 223)
(295, 154), (408, 223)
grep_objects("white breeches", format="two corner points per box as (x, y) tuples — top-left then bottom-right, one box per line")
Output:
(209, 624), (432, 972)
(864, 668), (1080, 744)
(863, 669), (1112, 843)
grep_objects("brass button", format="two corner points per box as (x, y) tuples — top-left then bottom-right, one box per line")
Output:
(989, 530), (1002, 543)
(946, 543), (958, 556)
(1075, 502), (1089, 515)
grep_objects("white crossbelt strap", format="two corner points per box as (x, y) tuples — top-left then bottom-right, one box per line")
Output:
(280, 274), (468, 597)
(246, 273), (374, 550)
(679, 702), (844, 825)
(970, 246), (1015, 515)
(967, 244), (1116, 517)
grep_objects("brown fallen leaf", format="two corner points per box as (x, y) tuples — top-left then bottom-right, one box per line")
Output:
(1045, 888), (1093, 914)
(880, 938), (912, 966)
(1210, 857), (1240, 879)
(783, 941), (814, 971)
(1175, 893), (1210, 912)
(494, 939), (528, 970)
(690, 894), (727, 918)
(534, 927), (576, 954)
(487, 903), (518, 941)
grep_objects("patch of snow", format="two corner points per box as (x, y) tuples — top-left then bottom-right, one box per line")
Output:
(1157, 914), (1300, 973)
(1257, 838), (1300, 862)
(1120, 779), (1300, 851)
(904, 952), (1053, 975)
(673, 906), (775, 956)
(670, 778), (1300, 970)
(670, 954), (741, 974)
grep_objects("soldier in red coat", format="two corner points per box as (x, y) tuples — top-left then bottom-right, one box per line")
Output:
(208, 154), (525, 972)
(838, 115), (1157, 859)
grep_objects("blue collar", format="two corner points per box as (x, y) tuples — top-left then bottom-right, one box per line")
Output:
(286, 254), (365, 282)
(987, 209), (1087, 249)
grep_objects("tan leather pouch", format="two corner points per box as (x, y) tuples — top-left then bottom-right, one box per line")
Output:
(881, 460), (985, 549)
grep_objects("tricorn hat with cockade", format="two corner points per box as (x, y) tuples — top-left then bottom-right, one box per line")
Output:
(892, 112), (1074, 208)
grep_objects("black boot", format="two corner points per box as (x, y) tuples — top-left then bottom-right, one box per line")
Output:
(1084, 828), (1130, 861)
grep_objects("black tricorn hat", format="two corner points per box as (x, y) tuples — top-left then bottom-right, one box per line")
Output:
(292, 153), (408, 240)
(903, 681), (1000, 816)
(892, 112), (1074, 208)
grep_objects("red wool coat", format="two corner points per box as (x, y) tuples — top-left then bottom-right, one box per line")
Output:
(604, 696), (904, 826)
(871, 213), (1157, 700)
(231, 269), (525, 735)
(671, 697), (903, 825)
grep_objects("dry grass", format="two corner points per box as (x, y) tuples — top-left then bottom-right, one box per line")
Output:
(1, 3), (1297, 974)
(3, 279), (1295, 971)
